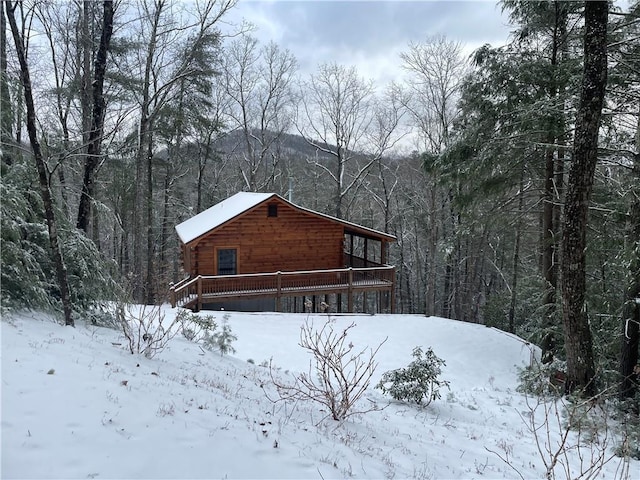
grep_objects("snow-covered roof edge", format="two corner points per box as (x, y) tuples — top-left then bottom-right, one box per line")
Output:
(175, 192), (275, 244)
(175, 192), (397, 245)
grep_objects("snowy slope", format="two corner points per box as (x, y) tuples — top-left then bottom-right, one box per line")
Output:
(1, 309), (635, 479)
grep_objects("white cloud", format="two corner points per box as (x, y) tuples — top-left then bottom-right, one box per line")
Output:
(225, 0), (513, 86)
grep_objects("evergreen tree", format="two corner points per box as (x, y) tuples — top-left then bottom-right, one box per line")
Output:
(424, 1), (582, 334)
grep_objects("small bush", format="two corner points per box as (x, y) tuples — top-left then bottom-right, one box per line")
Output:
(376, 346), (449, 406)
(208, 315), (237, 355)
(177, 309), (217, 342)
(86, 304), (119, 329)
(177, 311), (236, 356)
(517, 358), (567, 396)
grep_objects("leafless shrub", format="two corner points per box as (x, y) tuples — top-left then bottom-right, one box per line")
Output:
(268, 318), (387, 421)
(488, 387), (632, 480)
(116, 303), (179, 358)
(529, 393), (631, 480)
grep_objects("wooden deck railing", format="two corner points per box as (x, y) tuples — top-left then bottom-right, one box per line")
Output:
(169, 266), (395, 312)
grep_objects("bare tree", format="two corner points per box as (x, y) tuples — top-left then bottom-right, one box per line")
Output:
(32, 1), (80, 218)
(297, 62), (380, 219)
(222, 36), (298, 192)
(400, 36), (467, 316)
(123, 0), (237, 303)
(360, 83), (409, 231)
(400, 35), (466, 154)
(392, 159), (430, 313)
(5, 0), (73, 326)
(76, 0), (114, 233)
(0, 1), (11, 157)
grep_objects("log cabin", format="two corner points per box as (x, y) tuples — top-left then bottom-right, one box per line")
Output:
(169, 192), (396, 313)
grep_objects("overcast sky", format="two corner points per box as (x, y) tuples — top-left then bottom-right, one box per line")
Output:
(225, 0), (514, 86)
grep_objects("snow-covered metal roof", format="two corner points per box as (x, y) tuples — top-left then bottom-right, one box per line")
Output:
(175, 191), (396, 245)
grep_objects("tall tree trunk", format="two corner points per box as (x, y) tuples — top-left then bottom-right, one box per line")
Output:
(425, 184), (437, 315)
(336, 148), (344, 219)
(133, 0), (162, 302)
(6, 0), (73, 326)
(541, 145), (558, 359)
(77, 0), (114, 232)
(0, 0), (13, 166)
(145, 130), (155, 305)
(133, 115), (150, 300)
(561, 0), (608, 396)
(80, 0), (91, 144)
(159, 168), (171, 290)
(541, 2), (568, 362)
(197, 158), (205, 213)
(509, 168), (526, 334)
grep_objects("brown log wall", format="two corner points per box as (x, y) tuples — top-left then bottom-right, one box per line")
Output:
(186, 199), (344, 276)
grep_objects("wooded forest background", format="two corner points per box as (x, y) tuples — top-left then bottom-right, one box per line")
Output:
(1, 0), (638, 400)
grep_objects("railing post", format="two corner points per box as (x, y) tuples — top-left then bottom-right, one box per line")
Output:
(390, 268), (396, 314)
(169, 282), (175, 308)
(197, 276), (202, 312)
(276, 271), (282, 312)
(347, 267), (353, 313)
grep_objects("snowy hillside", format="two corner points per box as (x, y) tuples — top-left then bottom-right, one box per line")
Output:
(1, 309), (635, 479)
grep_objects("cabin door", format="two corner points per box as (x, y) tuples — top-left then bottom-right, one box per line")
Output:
(216, 248), (237, 275)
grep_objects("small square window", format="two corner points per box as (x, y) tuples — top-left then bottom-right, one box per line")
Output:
(268, 204), (278, 217)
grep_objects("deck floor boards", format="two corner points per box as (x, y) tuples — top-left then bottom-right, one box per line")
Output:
(177, 279), (392, 308)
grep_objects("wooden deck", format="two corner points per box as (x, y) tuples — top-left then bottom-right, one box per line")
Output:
(169, 266), (395, 312)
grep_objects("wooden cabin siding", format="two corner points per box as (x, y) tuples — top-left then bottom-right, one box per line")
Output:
(186, 199), (344, 276)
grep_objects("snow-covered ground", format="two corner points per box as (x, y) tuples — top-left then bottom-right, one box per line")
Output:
(2, 308), (636, 479)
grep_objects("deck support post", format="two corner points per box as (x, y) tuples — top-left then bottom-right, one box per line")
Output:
(276, 271), (282, 312)
(197, 276), (202, 312)
(349, 235), (354, 266)
(364, 237), (368, 268)
(347, 267), (354, 313)
(390, 268), (396, 313)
